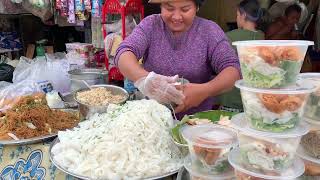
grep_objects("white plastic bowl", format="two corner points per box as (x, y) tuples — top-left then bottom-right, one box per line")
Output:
(231, 113), (309, 172)
(229, 148), (305, 180)
(236, 80), (315, 132)
(184, 156), (235, 180)
(233, 40), (314, 88)
(297, 146), (320, 176)
(180, 124), (238, 174)
(298, 73), (320, 122)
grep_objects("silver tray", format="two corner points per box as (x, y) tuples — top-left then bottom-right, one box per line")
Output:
(0, 109), (80, 146)
(49, 138), (181, 180)
(0, 133), (57, 146)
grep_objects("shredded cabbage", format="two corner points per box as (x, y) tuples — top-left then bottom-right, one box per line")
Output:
(51, 100), (183, 180)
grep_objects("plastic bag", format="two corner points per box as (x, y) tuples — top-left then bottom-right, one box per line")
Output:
(0, 64), (14, 82)
(0, 80), (42, 112)
(13, 53), (72, 94)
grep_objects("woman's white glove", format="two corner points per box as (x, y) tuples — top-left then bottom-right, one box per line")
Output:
(134, 72), (185, 105)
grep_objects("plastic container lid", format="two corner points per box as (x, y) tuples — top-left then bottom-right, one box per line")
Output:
(231, 113), (309, 138)
(235, 80), (316, 94)
(304, 117), (320, 129)
(232, 40), (314, 46)
(184, 156), (235, 180)
(228, 148), (305, 180)
(180, 124), (238, 149)
(298, 73), (320, 80)
(297, 146), (320, 165)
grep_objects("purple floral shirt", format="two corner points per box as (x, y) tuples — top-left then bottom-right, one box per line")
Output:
(115, 14), (240, 118)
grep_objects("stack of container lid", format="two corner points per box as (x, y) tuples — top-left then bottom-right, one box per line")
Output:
(180, 124), (238, 180)
(297, 73), (320, 179)
(229, 40), (315, 180)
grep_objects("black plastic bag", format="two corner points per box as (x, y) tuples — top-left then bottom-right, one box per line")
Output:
(0, 64), (14, 82)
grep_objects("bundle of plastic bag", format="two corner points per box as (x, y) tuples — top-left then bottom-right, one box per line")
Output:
(0, 80), (42, 112)
(13, 53), (73, 94)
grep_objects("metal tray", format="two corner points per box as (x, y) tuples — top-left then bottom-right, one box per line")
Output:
(0, 133), (57, 146)
(0, 109), (80, 146)
(49, 138), (181, 180)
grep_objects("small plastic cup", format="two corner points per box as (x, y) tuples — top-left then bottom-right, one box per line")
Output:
(180, 124), (238, 174)
(298, 73), (320, 122)
(233, 40), (314, 88)
(297, 146), (320, 176)
(231, 113), (309, 172)
(184, 156), (235, 180)
(229, 148), (305, 180)
(236, 80), (315, 132)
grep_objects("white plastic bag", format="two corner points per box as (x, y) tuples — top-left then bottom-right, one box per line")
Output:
(13, 53), (72, 94)
(0, 80), (42, 111)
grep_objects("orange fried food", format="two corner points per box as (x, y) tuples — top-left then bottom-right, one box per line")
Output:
(259, 94), (305, 113)
(274, 46), (303, 61)
(258, 94), (286, 113)
(279, 96), (304, 112)
(257, 47), (278, 66)
(193, 135), (233, 165)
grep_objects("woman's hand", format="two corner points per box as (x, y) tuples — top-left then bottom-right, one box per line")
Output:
(134, 72), (185, 105)
(174, 83), (210, 113)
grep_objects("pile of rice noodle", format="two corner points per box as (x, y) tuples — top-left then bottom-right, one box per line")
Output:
(0, 93), (79, 140)
(52, 100), (183, 180)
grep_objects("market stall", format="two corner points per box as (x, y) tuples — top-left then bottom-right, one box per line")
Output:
(1, 0), (320, 179)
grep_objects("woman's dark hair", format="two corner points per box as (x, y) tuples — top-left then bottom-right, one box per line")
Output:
(238, 0), (262, 23)
(285, 4), (302, 16)
(194, 0), (205, 7)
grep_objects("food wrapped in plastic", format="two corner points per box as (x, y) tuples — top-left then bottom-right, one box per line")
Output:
(233, 40), (314, 88)
(298, 73), (320, 122)
(236, 80), (314, 132)
(181, 124), (238, 174)
(297, 146), (320, 176)
(229, 148), (305, 180)
(231, 113), (308, 172)
(301, 120), (320, 159)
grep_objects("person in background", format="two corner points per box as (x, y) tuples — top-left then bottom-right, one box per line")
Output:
(114, 0), (241, 119)
(218, 0), (264, 113)
(266, 4), (302, 40)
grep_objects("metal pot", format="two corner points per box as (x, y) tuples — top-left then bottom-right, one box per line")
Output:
(68, 69), (108, 93)
(74, 85), (129, 120)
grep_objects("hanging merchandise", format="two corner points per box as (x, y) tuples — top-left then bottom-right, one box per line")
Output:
(91, 0), (102, 17)
(91, 17), (104, 48)
(84, 0), (91, 11)
(75, 0), (88, 20)
(21, 0), (53, 22)
(67, 0), (76, 23)
(56, 0), (68, 17)
(28, 0), (47, 8)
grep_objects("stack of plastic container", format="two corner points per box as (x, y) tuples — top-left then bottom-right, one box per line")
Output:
(180, 124), (238, 180)
(229, 40), (315, 180)
(297, 73), (320, 179)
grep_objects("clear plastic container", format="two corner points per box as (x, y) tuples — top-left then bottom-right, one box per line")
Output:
(184, 156), (235, 180)
(297, 146), (320, 176)
(236, 80), (315, 132)
(298, 73), (320, 122)
(231, 113), (309, 172)
(233, 40), (314, 88)
(229, 148), (305, 180)
(180, 124), (238, 174)
(300, 120), (320, 159)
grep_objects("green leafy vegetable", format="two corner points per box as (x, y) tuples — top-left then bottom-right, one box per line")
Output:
(170, 110), (238, 145)
(241, 63), (284, 88)
(249, 114), (299, 132)
(279, 60), (303, 85)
